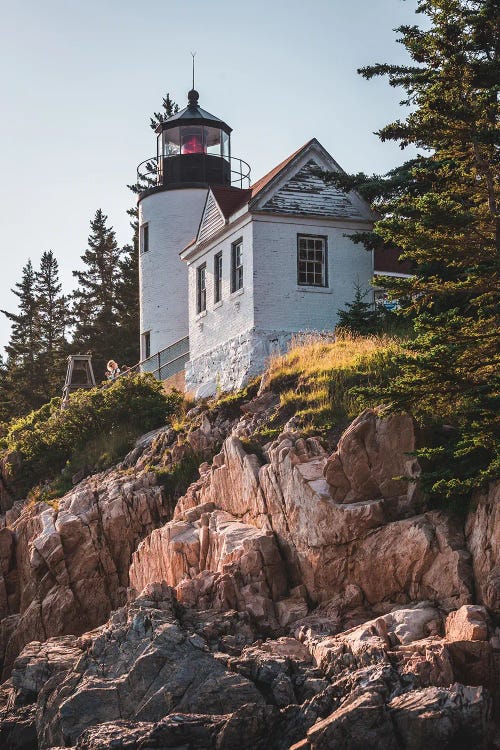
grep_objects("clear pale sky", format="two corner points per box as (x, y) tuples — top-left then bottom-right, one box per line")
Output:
(0, 0), (419, 353)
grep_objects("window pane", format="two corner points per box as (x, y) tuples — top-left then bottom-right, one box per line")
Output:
(141, 224), (149, 253)
(214, 252), (222, 302)
(197, 264), (207, 312)
(297, 235), (326, 287)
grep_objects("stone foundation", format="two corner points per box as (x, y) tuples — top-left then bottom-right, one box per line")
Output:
(185, 328), (293, 398)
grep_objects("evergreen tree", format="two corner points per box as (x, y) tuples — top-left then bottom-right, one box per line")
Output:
(72, 209), (123, 379)
(324, 0), (499, 504)
(149, 92), (179, 131)
(337, 282), (382, 335)
(129, 92), (179, 196)
(34, 251), (69, 395)
(118, 91), (179, 367)
(115, 237), (140, 368)
(1, 260), (42, 414)
(0, 354), (11, 426)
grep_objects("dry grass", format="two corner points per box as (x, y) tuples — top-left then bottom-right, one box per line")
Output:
(265, 331), (402, 435)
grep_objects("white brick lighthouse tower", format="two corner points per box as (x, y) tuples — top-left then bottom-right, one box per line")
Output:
(137, 89), (250, 377)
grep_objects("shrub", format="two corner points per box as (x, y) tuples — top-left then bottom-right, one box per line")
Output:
(152, 445), (220, 517)
(3, 374), (183, 498)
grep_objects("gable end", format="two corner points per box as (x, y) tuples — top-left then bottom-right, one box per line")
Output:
(259, 159), (363, 219)
(197, 191), (225, 243)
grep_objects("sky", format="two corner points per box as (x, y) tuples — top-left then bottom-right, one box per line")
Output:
(0, 0), (419, 353)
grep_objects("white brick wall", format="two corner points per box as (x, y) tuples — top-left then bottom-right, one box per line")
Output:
(186, 216), (255, 361)
(252, 215), (374, 333)
(184, 212), (374, 396)
(139, 188), (207, 359)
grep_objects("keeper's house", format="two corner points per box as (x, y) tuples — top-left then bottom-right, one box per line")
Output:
(137, 89), (408, 397)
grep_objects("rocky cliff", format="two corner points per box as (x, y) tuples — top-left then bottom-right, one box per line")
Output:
(0, 388), (498, 749)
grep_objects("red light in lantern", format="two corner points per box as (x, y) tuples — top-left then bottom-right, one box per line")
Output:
(181, 135), (205, 154)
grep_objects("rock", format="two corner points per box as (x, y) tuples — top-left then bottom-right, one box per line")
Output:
(0, 404), (495, 748)
(129, 508), (288, 627)
(173, 430), (472, 609)
(1, 467), (168, 676)
(306, 689), (399, 749)
(323, 408), (420, 509)
(4, 584), (267, 748)
(276, 595), (309, 628)
(388, 684), (493, 749)
(445, 605), (489, 642)
(466, 481), (500, 615)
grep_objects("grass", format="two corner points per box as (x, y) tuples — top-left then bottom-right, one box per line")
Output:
(152, 446), (220, 517)
(265, 331), (402, 440)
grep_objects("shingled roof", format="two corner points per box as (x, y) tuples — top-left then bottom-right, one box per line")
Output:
(205, 140), (316, 224)
(209, 185), (252, 219)
(250, 139), (315, 199)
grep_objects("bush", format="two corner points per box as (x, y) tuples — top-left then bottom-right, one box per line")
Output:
(3, 374), (183, 498)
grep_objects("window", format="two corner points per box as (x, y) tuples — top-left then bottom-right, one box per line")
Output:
(197, 263), (207, 313)
(143, 331), (151, 359)
(214, 252), (223, 303)
(297, 235), (327, 287)
(231, 239), (243, 292)
(141, 223), (149, 254)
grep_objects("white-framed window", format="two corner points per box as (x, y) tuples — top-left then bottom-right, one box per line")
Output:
(143, 331), (151, 359)
(214, 251), (223, 303)
(297, 234), (327, 287)
(140, 223), (149, 254)
(197, 263), (207, 313)
(231, 239), (243, 292)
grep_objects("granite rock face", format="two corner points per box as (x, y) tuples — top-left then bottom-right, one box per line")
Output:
(0, 468), (168, 678)
(129, 506), (289, 628)
(174, 421), (473, 609)
(466, 481), (500, 616)
(0, 586), (495, 750)
(0, 398), (497, 748)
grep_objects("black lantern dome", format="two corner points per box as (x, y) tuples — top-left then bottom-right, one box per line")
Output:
(154, 90), (233, 188)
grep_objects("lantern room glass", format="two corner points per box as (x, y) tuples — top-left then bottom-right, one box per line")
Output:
(160, 126), (229, 158)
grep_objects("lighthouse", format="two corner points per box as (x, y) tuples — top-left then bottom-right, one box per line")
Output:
(137, 89), (250, 377)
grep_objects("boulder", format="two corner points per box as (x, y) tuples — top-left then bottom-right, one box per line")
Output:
(388, 684), (493, 750)
(323, 409), (420, 509)
(445, 605), (489, 642)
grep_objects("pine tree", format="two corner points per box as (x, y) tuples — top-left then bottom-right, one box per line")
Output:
(129, 92), (179, 196)
(72, 209), (123, 379)
(0, 354), (11, 426)
(34, 251), (69, 395)
(118, 91), (180, 367)
(337, 282), (382, 335)
(115, 236), (140, 369)
(324, 0), (499, 504)
(149, 92), (179, 131)
(1, 260), (42, 414)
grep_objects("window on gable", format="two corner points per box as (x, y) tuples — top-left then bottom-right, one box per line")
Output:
(197, 263), (207, 313)
(231, 239), (243, 292)
(214, 251), (223, 303)
(297, 235), (327, 287)
(141, 223), (149, 254)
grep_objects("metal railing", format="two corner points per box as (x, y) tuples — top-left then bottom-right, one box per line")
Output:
(136, 154), (251, 190)
(127, 336), (190, 381)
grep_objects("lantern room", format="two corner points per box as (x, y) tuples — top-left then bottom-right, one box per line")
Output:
(155, 89), (232, 187)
